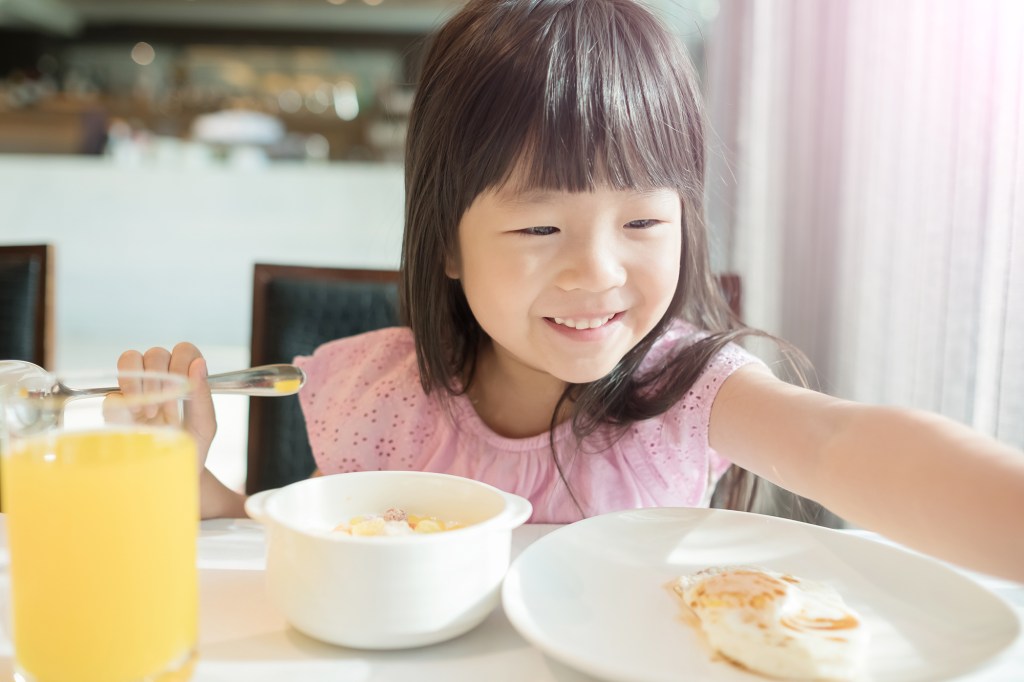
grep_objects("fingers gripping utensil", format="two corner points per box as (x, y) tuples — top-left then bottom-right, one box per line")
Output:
(0, 360), (306, 404)
(0, 360), (306, 435)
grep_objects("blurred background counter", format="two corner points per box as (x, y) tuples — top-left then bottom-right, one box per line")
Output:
(0, 154), (405, 358)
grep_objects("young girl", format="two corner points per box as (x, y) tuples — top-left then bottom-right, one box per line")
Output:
(120, 0), (1024, 581)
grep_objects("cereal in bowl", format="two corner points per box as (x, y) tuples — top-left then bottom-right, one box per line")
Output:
(333, 507), (464, 536)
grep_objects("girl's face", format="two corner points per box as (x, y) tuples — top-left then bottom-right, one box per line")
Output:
(450, 183), (682, 388)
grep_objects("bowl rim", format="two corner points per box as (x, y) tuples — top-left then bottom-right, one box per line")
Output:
(248, 470), (532, 543)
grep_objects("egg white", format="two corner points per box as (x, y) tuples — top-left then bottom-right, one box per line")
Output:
(675, 566), (869, 681)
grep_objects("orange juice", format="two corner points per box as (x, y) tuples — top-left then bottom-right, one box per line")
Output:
(3, 427), (198, 682)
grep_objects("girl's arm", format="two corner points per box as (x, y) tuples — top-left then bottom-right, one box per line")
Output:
(200, 470), (248, 518)
(709, 364), (1024, 582)
(118, 344), (247, 519)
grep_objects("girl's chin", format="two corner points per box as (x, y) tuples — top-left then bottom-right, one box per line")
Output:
(550, 360), (622, 386)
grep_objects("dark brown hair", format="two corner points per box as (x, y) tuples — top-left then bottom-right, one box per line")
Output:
(400, 0), (773, 515)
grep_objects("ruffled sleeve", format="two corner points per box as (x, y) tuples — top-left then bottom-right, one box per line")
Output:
(622, 323), (767, 506)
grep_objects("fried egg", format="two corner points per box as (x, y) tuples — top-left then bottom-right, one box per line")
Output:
(674, 566), (868, 680)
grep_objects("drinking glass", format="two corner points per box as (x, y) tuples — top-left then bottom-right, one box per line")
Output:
(1, 370), (199, 682)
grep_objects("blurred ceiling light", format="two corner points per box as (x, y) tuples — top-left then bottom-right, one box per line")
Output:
(333, 81), (359, 121)
(131, 42), (156, 66)
(327, 0), (347, 4)
(306, 87), (331, 114)
(278, 89), (303, 114)
(192, 109), (285, 147)
(305, 134), (330, 162)
(363, 0), (384, 6)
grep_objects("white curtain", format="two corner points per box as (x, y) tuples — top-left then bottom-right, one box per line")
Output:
(706, 0), (1024, 448)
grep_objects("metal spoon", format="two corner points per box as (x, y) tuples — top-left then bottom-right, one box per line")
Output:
(0, 359), (306, 405)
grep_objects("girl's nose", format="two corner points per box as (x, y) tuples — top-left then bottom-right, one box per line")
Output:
(555, 237), (627, 292)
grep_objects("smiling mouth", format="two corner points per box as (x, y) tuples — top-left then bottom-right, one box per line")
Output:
(549, 313), (617, 330)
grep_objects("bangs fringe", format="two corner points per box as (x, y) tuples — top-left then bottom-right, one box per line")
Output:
(459, 0), (702, 198)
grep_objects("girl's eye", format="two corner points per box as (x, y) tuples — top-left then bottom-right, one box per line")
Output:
(625, 219), (660, 229)
(518, 225), (560, 236)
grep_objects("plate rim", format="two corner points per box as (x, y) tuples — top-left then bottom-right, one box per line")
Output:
(501, 507), (1022, 682)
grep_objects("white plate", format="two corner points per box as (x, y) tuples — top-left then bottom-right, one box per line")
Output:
(502, 508), (1020, 682)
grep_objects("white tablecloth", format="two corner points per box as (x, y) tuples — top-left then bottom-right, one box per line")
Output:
(0, 519), (1020, 681)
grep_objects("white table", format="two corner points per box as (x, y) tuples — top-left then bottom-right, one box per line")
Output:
(0, 519), (1020, 681)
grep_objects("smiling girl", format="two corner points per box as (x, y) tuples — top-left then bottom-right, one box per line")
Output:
(122, 0), (1024, 581)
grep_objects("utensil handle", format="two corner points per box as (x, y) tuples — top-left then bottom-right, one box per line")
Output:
(71, 364), (306, 399)
(207, 364), (306, 397)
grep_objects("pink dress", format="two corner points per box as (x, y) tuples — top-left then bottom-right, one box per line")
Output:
(295, 324), (763, 523)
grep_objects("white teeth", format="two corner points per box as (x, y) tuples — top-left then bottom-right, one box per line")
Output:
(552, 314), (615, 330)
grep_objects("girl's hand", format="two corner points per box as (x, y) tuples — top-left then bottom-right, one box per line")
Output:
(116, 342), (217, 470)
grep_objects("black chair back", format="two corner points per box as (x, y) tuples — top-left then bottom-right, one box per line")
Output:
(247, 265), (400, 493)
(0, 244), (52, 369)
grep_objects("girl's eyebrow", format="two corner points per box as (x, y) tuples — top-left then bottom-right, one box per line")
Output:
(495, 187), (671, 206)
(494, 188), (558, 206)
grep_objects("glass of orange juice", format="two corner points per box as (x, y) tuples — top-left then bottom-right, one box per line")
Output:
(1, 369), (199, 682)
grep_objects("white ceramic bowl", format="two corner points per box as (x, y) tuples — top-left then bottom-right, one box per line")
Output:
(245, 471), (533, 649)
